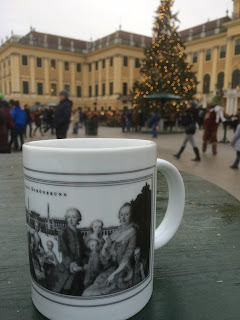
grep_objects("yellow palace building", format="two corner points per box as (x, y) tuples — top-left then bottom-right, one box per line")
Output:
(0, 0), (240, 113)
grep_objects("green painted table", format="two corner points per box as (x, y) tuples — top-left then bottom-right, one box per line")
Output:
(0, 155), (240, 320)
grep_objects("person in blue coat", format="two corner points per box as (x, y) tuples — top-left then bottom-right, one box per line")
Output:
(151, 111), (160, 138)
(9, 101), (27, 151)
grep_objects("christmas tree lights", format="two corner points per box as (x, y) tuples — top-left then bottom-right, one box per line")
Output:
(133, 0), (197, 112)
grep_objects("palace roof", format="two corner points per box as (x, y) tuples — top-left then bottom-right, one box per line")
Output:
(1, 15), (233, 53)
(16, 30), (152, 53)
(179, 16), (231, 42)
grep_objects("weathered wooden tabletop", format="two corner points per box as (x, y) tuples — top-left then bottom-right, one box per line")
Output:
(0, 154), (240, 320)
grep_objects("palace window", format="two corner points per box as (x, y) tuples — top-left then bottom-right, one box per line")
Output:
(36, 57), (42, 68)
(109, 82), (114, 95)
(76, 86), (82, 97)
(235, 39), (240, 55)
(193, 52), (198, 63)
(89, 86), (92, 97)
(232, 69), (240, 89)
(76, 63), (81, 72)
(110, 57), (113, 67)
(64, 84), (70, 93)
(50, 83), (57, 96)
(205, 49), (211, 61)
(51, 59), (56, 70)
(95, 84), (98, 97)
(217, 72), (224, 89)
(123, 56), (128, 67)
(220, 45), (226, 59)
(123, 82), (128, 95)
(102, 59), (105, 69)
(37, 82), (43, 95)
(108, 106), (112, 111)
(135, 58), (140, 68)
(64, 61), (69, 71)
(23, 81), (29, 94)
(22, 55), (28, 66)
(102, 83), (105, 96)
(95, 61), (98, 70)
(88, 63), (92, 72)
(203, 74), (210, 93)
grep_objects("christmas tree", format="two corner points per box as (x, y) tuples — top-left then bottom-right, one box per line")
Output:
(133, 0), (197, 112)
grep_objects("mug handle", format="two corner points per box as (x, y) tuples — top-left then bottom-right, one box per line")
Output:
(154, 159), (185, 250)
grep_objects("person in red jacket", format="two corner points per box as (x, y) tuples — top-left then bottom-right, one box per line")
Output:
(202, 104), (218, 155)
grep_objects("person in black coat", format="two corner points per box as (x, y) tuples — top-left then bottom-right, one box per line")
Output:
(44, 106), (55, 134)
(0, 99), (14, 153)
(54, 90), (72, 139)
(24, 104), (32, 137)
(173, 101), (201, 161)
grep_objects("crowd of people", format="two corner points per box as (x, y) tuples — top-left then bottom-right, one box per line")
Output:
(172, 89), (240, 169)
(120, 109), (145, 132)
(0, 90), (83, 152)
(0, 88), (240, 169)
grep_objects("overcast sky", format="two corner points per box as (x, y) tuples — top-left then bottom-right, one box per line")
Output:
(1, 0), (233, 42)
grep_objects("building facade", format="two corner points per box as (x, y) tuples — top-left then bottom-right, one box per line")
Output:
(0, 0), (240, 113)
(0, 30), (151, 111)
(181, 0), (240, 114)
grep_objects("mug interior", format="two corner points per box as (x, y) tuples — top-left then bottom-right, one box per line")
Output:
(24, 138), (155, 151)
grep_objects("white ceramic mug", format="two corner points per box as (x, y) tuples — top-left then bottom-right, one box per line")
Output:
(23, 138), (185, 320)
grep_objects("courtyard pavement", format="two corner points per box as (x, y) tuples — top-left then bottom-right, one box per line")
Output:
(21, 124), (240, 201)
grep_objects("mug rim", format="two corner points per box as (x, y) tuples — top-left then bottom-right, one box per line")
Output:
(23, 138), (156, 153)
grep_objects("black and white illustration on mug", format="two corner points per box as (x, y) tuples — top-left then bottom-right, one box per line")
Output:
(26, 181), (152, 297)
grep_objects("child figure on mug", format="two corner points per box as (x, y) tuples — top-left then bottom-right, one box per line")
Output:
(84, 219), (105, 250)
(43, 240), (59, 266)
(84, 239), (101, 288)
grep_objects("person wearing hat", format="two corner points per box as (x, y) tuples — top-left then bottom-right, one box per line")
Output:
(202, 89), (225, 155)
(209, 89), (224, 110)
(173, 101), (201, 161)
(54, 90), (72, 139)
